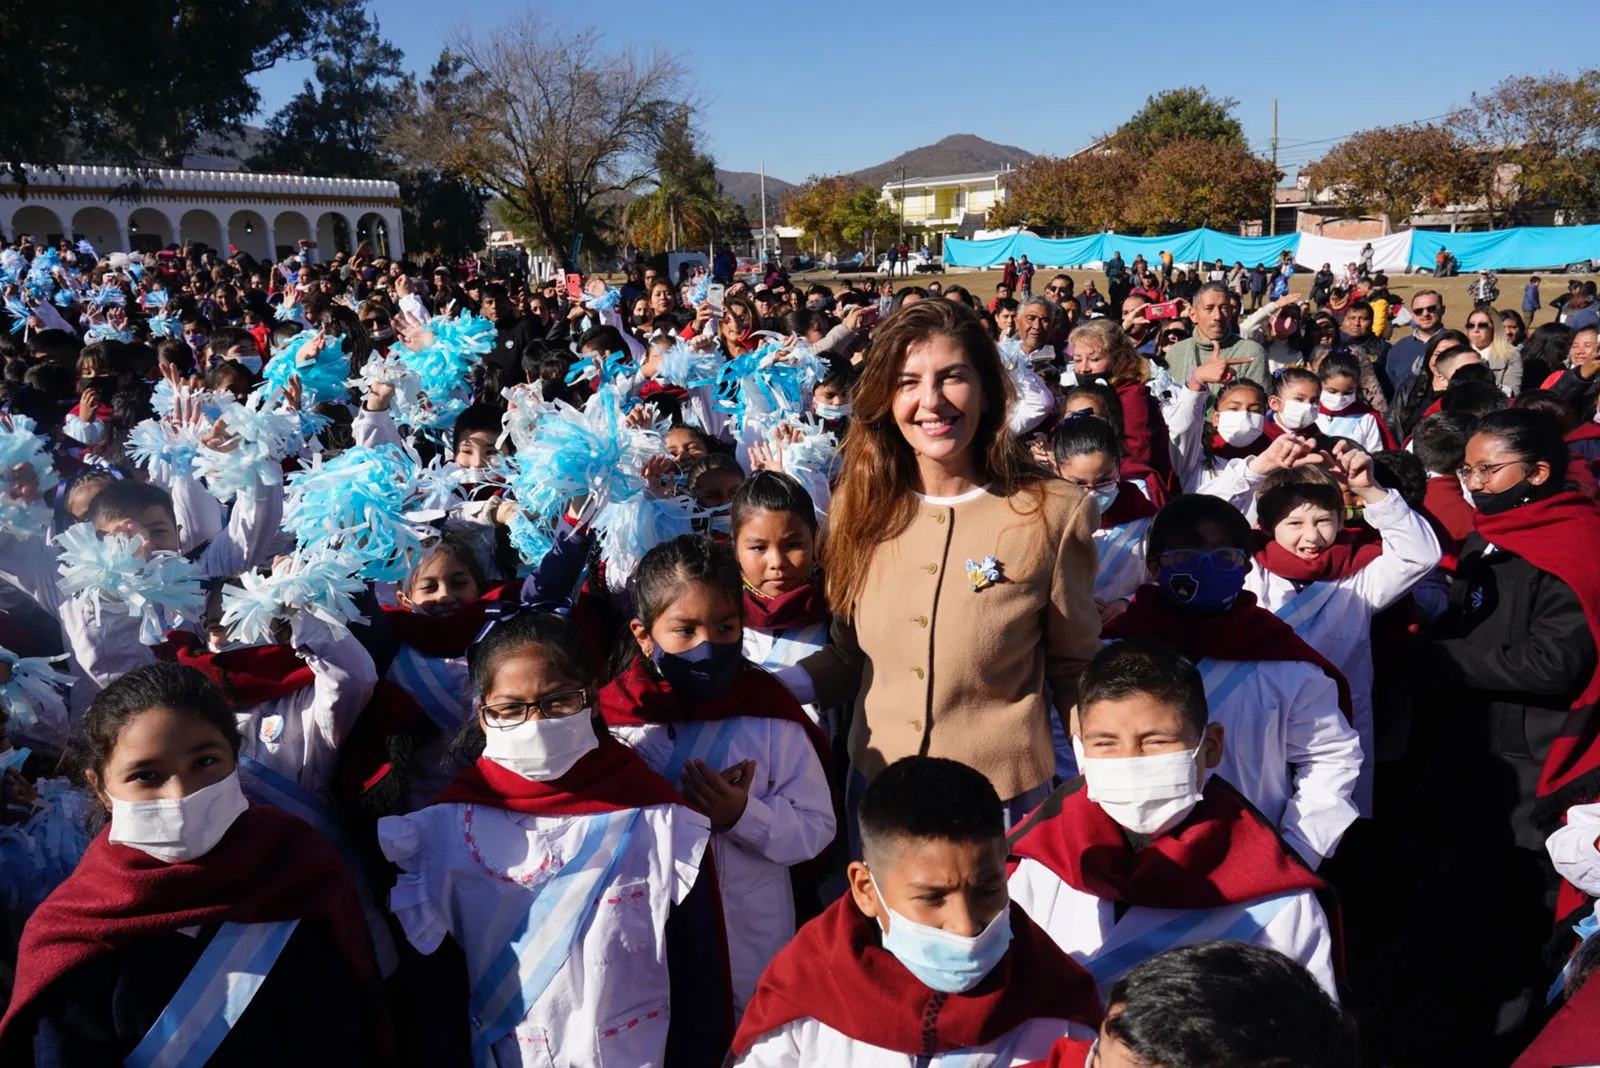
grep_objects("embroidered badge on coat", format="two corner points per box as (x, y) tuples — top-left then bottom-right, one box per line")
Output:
(966, 556), (1003, 592)
(259, 715), (285, 744)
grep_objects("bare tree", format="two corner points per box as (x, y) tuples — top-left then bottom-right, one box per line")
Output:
(388, 15), (687, 270)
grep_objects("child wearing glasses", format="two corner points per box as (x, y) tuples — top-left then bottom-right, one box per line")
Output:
(1240, 443), (1441, 816)
(1100, 494), (1361, 868)
(600, 535), (834, 1019)
(377, 610), (734, 1067)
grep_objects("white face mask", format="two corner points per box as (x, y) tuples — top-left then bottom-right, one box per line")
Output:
(1320, 389), (1355, 412)
(107, 771), (249, 863)
(1072, 737), (1205, 837)
(1215, 410), (1264, 447)
(481, 709), (598, 782)
(1276, 398), (1317, 430)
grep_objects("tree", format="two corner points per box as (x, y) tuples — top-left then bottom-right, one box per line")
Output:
(250, 4), (405, 177)
(623, 110), (733, 250)
(1127, 140), (1279, 234)
(989, 152), (1135, 233)
(1450, 70), (1600, 222)
(1115, 87), (1245, 158)
(400, 170), (487, 258)
(386, 15), (688, 270)
(783, 176), (869, 255)
(1302, 125), (1485, 229)
(0, 0), (344, 177)
(840, 186), (902, 260)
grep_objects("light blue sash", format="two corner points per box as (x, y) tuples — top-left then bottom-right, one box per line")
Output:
(468, 808), (643, 1066)
(751, 623), (829, 672)
(1083, 894), (1295, 988)
(236, 755), (346, 850)
(1272, 580), (1342, 636)
(1094, 518), (1152, 599)
(124, 919), (299, 1068)
(1318, 412), (1367, 441)
(387, 646), (471, 734)
(661, 719), (744, 786)
(1198, 657), (1258, 711)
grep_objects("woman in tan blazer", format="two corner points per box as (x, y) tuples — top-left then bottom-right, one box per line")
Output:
(776, 298), (1102, 843)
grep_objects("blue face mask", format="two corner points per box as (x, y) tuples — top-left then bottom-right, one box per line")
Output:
(1156, 549), (1247, 615)
(815, 402), (852, 421)
(1090, 482), (1121, 515)
(649, 638), (743, 701)
(234, 355), (263, 375)
(871, 874), (1013, 993)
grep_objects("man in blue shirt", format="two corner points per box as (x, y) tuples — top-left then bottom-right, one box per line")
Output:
(1385, 289), (1446, 399)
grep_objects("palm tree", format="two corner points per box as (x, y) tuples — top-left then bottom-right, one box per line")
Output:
(626, 165), (727, 250)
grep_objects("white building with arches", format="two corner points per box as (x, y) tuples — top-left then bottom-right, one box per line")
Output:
(0, 165), (404, 262)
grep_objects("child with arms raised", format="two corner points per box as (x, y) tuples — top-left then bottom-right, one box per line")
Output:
(730, 756), (1101, 1066)
(601, 534), (834, 1017)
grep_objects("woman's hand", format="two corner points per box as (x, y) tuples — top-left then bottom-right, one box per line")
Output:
(682, 758), (754, 830)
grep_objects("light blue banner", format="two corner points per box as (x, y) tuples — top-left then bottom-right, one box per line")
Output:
(1406, 225), (1600, 271)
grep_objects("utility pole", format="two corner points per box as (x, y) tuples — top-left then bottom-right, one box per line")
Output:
(759, 161), (768, 262)
(898, 163), (907, 248)
(1269, 99), (1279, 237)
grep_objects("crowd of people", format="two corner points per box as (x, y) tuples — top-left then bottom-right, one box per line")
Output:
(0, 230), (1596, 1067)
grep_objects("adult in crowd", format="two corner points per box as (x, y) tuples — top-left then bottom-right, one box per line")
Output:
(1411, 409), (1600, 1061)
(1160, 282), (1269, 392)
(1385, 289), (1447, 398)
(780, 298), (1101, 838)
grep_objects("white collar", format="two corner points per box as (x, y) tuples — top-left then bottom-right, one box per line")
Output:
(917, 484), (992, 506)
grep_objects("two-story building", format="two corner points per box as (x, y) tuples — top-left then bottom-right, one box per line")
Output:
(881, 169), (1012, 254)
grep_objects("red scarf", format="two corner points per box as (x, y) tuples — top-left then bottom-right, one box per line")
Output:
(381, 580), (519, 659)
(1255, 528), (1383, 584)
(1316, 398), (1399, 450)
(67, 402), (115, 422)
(1009, 778), (1325, 909)
(730, 897), (1101, 1058)
(1207, 418), (1282, 463)
(0, 806), (376, 1055)
(1423, 475), (1476, 548)
(1099, 481), (1158, 529)
(1474, 492), (1600, 795)
(1105, 586), (1353, 722)
(1511, 966), (1600, 1068)
(742, 581), (831, 631)
(599, 657), (831, 766)
(1566, 422), (1600, 446)
(1118, 459), (1170, 508)
(435, 735), (684, 816)
(171, 636), (315, 707)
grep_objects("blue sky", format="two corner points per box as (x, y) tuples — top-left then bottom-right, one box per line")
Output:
(251, 0), (1594, 184)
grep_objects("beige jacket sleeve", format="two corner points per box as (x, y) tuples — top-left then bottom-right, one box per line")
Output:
(799, 610), (866, 710)
(1043, 488), (1105, 716)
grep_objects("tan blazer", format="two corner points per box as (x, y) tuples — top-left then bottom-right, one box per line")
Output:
(803, 479), (1103, 800)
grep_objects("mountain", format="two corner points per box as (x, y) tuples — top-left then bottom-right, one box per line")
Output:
(716, 168), (796, 218)
(846, 134), (1034, 187)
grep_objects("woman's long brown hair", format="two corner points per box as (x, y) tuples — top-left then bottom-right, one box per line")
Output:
(825, 298), (1048, 621)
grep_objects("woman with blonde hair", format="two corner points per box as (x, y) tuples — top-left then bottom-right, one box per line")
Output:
(775, 298), (1102, 844)
(1465, 306), (1523, 395)
(1069, 318), (1175, 498)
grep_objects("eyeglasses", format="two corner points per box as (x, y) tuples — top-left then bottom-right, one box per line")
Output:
(1046, 286), (1068, 294)
(1066, 478), (1120, 495)
(480, 689), (589, 727)
(1466, 320), (1493, 330)
(1155, 547), (1250, 569)
(1456, 459), (1529, 486)
(1412, 304), (1442, 315)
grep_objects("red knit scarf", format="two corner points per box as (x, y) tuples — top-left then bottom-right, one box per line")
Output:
(435, 735), (683, 817)
(1008, 778), (1325, 909)
(381, 580), (520, 659)
(1105, 586), (1353, 722)
(1255, 528), (1383, 583)
(730, 897), (1101, 1057)
(1099, 481), (1158, 529)
(742, 581), (831, 631)
(170, 636), (315, 707)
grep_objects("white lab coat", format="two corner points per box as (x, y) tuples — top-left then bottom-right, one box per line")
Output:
(1010, 856), (1338, 999)
(1548, 801), (1600, 899)
(1315, 409), (1387, 453)
(611, 715), (834, 1016)
(743, 622), (831, 731)
(1243, 489), (1441, 814)
(380, 798), (711, 1068)
(733, 1015), (1089, 1068)
(1092, 518), (1152, 604)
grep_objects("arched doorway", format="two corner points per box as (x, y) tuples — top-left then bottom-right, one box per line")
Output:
(274, 210), (311, 262)
(128, 207), (174, 253)
(180, 209), (222, 254)
(226, 209), (269, 261)
(70, 206), (122, 253)
(357, 211), (393, 258)
(316, 211), (352, 256)
(11, 205), (64, 245)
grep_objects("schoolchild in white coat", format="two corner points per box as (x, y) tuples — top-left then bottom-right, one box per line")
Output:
(1242, 444), (1441, 814)
(730, 756), (1101, 1067)
(378, 611), (733, 1067)
(1099, 491), (1361, 868)
(600, 534), (835, 1018)
(1008, 640), (1341, 1000)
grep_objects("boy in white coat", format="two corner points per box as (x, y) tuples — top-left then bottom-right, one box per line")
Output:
(1009, 640), (1341, 999)
(731, 756), (1102, 1066)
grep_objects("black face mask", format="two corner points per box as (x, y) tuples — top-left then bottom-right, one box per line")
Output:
(1472, 477), (1552, 516)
